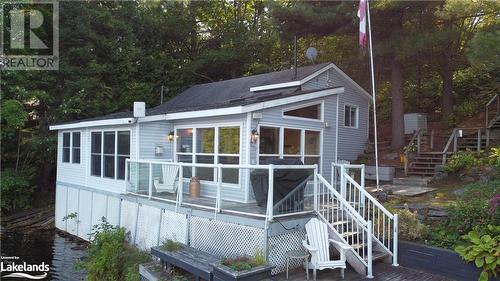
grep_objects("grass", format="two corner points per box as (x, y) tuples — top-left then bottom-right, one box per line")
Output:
(161, 239), (184, 252)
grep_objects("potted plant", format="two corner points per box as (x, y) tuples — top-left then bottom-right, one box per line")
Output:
(211, 250), (274, 281)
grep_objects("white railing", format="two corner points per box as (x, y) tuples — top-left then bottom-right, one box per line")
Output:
(331, 163), (399, 267)
(125, 159), (318, 222)
(316, 174), (373, 277)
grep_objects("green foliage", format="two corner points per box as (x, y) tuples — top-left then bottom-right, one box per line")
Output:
(389, 206), (427, 241)
(1, 100), (28, 129)
(0, 169), (35, 213)
(445, 151), (479, 173)
(62, 212), (78, 221)
(161, 239), (183, 252)
(221, 254), (266, 272)
(78, 218), (151, 281)
(489, 148), (500, 168)
(455, 225), (500, 281)
(427, 181), (500, 248)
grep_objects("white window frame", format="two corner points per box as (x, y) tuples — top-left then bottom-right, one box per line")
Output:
(257, 124), (322, 170)
(282, 101), (324, 122)
(90, 129), (131, 180)
(344, 103), (359, 128)
(174, 122), (243, 187)
(62, 131), (82, 164)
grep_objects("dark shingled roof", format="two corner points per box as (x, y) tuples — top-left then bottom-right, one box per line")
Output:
(54, 63), (334, 126)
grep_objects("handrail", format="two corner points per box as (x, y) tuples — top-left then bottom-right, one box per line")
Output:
(486, 94), (499, 107)
(317, 174), (368, 225)
(344, 174), (394, 219)
(125, 159), (317, 222)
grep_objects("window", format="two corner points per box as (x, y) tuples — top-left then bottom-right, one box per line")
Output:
(283, 103), (322, 120)
(258, 126), (321, 166)
(175, 125), (240, 184)
(62, 132), (80, 164)
(62, 132), (70, 163)
(72, 132), (81, 163)
(344, 105), (358, 128)
(91, 130), (130, 180)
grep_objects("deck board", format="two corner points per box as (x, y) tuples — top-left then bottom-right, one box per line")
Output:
(276, 263), (452, 281)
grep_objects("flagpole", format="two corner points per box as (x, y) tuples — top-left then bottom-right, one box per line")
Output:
(366, 0), (380, 190)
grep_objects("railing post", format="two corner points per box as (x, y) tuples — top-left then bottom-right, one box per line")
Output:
(125, 159), (129, 192)
(392, 214), (399, 266)
(148, 162), (153, 199)
(430, 129), (435, 150)
(314, 164), (318, 213)
(416, 131), (421, 154)
(404, 153), (408, 176)
(216, 165), (222, 213)
(367, 220), (373, 279)
(177, 164), (183, 207)
(486, 129), (490, 148)
(340, 165), (346, 200)
(477, 129), (481, 152)
(486, 107), (489, 128)
(453, 131), (458, 153)
(266, 165), (274, 222)
(360, 164), (366, 207)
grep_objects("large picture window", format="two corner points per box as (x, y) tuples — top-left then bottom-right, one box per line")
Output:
(175, 125), (240, 184)
(62, 132), (81, 164)
(258, 126), (321, 167)
(91, 130), (130, 180)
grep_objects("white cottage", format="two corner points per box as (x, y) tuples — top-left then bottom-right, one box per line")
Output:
(50, 62), (398, 277)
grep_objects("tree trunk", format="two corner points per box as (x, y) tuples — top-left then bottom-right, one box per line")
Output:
(441, 59), (454, 125)
(391, 57), (405, 150)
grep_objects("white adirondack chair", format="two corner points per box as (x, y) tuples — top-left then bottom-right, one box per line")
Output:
(153, 164), (180, 194)
(303, 218), (351, 280)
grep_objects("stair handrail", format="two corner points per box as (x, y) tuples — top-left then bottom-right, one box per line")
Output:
(343, 173), (398, 266)
(486, 94), (499, 128)
(403, 129), (424, 175)
(316, 173), (374, 277)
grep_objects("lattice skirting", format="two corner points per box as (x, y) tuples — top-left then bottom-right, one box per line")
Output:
(268, 230), (307, 274)
(55, 185), (309, 274)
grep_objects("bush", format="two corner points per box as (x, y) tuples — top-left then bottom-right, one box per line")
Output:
(445, 151), (479, 173)
(0, 169), (34, 213)
(426, 181), (500, 248)
(455, 225), (500, 281)
(161, 239), (183, 252)
(489, 147), (500, 167)
(78, 218), (151, 281)
(389, 205), (427, 241)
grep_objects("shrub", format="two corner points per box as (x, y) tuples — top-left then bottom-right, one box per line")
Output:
(489, 147), (500, 167)
(79, 218), (151, 281)
(161, 239), (183, 252)
(445, 151), (478, 173)
(389, 205), (427, 241)
(455, 225), (500, 281)
(427, 181), (500, 248)
(0, 169), (34, 213)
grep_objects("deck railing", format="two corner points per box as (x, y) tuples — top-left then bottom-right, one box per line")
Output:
(125, 159), (317, 221)
(331, 163), (398, 268)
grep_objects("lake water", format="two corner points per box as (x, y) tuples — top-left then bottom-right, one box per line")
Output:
(1, 229), (87, 280)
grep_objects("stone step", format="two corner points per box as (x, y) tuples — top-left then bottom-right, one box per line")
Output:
(407, 171), (435, 176)
(392, 177), (431, 187)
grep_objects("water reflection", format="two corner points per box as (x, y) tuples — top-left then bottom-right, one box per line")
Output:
(1, 230), (86, 280)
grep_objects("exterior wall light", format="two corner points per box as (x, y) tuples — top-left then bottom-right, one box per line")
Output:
(167, 131), (175, 142)
(251, 129), (259, 143)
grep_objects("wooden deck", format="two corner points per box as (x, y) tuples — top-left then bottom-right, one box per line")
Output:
(275, 263), (452, 281)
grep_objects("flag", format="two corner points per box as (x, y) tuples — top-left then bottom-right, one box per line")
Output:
(358, 0), (367, 48)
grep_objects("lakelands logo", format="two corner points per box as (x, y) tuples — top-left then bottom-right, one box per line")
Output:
(1, 256), (49, 279)
(0, 1), (59, 70)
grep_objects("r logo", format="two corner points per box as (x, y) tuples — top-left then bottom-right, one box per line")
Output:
(10, 8), (49, 49)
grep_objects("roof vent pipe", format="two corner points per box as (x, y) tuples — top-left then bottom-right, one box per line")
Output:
(133, 102), (146, 118)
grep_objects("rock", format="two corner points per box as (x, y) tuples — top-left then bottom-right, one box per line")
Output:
(375, 191), (389, 202)
(463, 176), (475, 183)
(453, 188), (465, 197)
(428, 209), (448, 217)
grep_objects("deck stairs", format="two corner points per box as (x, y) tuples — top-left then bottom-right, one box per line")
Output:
(312, 164), (398, 278)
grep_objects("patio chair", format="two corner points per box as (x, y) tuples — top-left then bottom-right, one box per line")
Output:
(303, 218), (351, 280)
(153, 164), (180, 194)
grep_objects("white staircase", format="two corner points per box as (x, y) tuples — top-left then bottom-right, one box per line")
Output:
(311, 163), (398, 278)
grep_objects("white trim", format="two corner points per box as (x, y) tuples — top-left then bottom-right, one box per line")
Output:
(343, 103), (359, 129)
(329, 63), (371, 100)
(335, 95), (340, 162)
(299, 64), (334, 85)
(282, 100), (324, 122)
(245, 112), (252, 203)
(249, 81), (301, 92)
(50, 88), (343, 130)
(89, 128), (132, 181)
(49, 118), (136, 130)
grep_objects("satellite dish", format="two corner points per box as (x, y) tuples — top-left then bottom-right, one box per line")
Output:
(305, 47), (318, 63)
